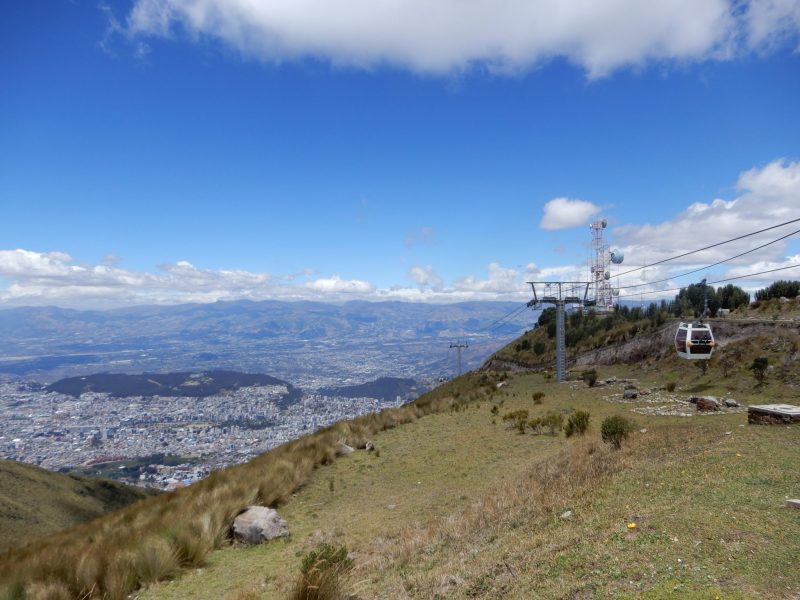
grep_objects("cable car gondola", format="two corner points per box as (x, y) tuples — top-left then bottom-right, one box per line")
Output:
(674, 322), (715, 360)
(674, 278), (716, 361)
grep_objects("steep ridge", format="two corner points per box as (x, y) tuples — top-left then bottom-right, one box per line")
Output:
(0, 460), (157, 553)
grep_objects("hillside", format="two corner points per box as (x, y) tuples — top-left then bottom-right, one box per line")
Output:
(2, 306), (799, 599)
(317, 376), (425, 401)
(0, 460), (157, 553)
(47, 370), (302, 405)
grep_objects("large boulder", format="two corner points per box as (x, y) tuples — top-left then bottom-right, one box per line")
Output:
(233, 506), (290, 544)
(623, 389), (638, 400)
(692, 396), (720, 412)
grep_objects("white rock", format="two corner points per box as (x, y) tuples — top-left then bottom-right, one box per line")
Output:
(233, 506), (290, 544)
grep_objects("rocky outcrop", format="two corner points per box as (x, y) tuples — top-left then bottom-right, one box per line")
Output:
(233, 506), (290, 544)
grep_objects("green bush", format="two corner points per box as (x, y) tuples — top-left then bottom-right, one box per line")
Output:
(665, 381), (677, 392)
(600, 415), (634, 449)
(564, 411), (590, 437)
(532, 391), (545, 405)
(533, 341), (546, 355)
(750, 357), (769, 384)
(582, 369), (598, 387)
(294, 543), (353, 600)
(542, 412), (564, 436)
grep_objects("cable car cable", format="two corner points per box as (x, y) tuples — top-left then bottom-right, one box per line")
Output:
(614, 226), (800, 290)
(612, 216), (800, 280)
(615, 263), (800, 300)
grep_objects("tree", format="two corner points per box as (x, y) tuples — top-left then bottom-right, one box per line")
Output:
(750, 357), (769, 385)
(601, 415), (634, 449)
(717, 284), (750, 311)
(755, 280), (800, 301)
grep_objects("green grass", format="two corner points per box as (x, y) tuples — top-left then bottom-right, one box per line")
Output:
(138, 366), (799, 600)
(0, 459), (157, 553)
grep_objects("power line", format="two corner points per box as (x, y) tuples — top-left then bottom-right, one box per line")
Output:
(616, 226), (800, 290)
(615, 263), (800, 300)
(477, 302), (530, 333)
(613, 216), (800, 280)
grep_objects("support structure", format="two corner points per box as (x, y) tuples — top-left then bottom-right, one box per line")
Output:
(449, 341), (468, 377)
(527, 281), (591, 383)
(589, 219), (614, 312)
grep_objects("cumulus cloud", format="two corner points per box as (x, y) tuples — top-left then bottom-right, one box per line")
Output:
(121, 0), (800, 77)
(0, 249), (549, 307)
(540, 197), (601, 230)
(610, 159), (800, 297)
(408, 265), (443, 291)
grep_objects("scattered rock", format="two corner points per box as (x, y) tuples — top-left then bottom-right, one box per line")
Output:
(624, 383), (637, 391)
(623, 389), (638, 400)
(694, 397), (720, 412)
(387, 504), (397, 510)
(336, 442), (355, 455)
(785, 499), (800, 510)
(639, 428), (647, 434)
(560, 510), (573, 520)
(365, 441), (375, 451)
(497, 381), (508, 389)
(724, 399), (740, 408)
(605, 377), (617, 384)
(640, 388), (651, 396)
(233, 506), (290, 544)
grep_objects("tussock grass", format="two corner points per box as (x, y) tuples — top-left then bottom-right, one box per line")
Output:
(0, 388), (457, 599)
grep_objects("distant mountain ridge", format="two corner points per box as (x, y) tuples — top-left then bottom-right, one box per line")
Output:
(318, 376), (424, 401)
(47, 370), (302, 403)
(0, 299), (526, 385)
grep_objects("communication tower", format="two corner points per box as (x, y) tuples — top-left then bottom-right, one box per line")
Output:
(589, 219), (624, 311)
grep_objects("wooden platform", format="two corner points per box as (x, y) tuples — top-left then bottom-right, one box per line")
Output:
(748, 404), (800, 425)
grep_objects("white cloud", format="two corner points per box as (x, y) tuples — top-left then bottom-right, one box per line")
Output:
(121, 0), (800, 77)
(407, 265), (443, 291)
(610, 159), (800, 297)
(304, 275), (375, 294)
(540, 197), (601, 230)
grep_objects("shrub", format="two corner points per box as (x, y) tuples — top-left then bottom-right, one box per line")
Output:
(532, 392), (545, 405)
(490, 405), (499, 416)
(533, 341), (546, 355)
(582, 369), (598, 387)
(751, 357), (769, 384)
(564, 411), (590, 437)
(665, 381), (677, 392)
(541, 412), (564, 436)
(600, 415), (634, 449)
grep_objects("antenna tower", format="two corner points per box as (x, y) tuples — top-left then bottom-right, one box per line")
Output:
(589, 218), (614, 312)
(449, 341), (468, 377)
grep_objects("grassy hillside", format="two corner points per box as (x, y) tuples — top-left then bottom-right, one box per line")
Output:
(2, 307), (799, 599)
(135, 363), (799, 600)
(0, 460), (157, 553)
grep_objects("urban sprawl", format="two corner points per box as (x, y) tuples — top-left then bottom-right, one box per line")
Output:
(0, 382), (405, 490)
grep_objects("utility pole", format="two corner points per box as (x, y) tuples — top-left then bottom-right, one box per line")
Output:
(449, 341), (469, 377)
(527, 281), (591, 383)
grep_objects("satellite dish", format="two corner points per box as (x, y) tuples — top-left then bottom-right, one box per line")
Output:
(601, 219), (607, 228)
(610, 249), (624, 264)
(612, 289), (620, 296)
(604, 272), (611, 280)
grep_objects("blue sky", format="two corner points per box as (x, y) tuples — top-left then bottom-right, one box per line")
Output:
(1, 0), (799, 307)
